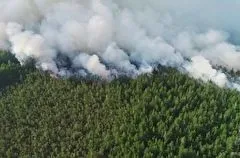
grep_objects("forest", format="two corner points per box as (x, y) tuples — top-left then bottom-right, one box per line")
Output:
(0, 50), (240, 157)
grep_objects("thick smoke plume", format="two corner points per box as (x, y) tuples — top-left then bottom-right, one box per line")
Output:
(1, 0), (240, 90)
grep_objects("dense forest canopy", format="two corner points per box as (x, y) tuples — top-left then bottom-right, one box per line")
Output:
(0, 50), (240, 157)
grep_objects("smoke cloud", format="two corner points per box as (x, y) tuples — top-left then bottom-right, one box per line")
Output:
(1, 0), (240, 90)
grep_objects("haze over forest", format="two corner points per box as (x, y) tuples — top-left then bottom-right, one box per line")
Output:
(0, 0), (240, 157)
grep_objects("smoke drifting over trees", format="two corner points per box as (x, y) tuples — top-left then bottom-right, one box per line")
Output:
(1, 0), (240, 89)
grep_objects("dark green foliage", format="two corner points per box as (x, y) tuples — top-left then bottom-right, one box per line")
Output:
(0, 67), (240, 157)
(0, 51), (19, 65)
(0, 51), (33, 91)
(0, 50), (240, 157)
(0, 63), (22, 90)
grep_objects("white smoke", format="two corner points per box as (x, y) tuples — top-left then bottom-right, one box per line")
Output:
(184, 56), (228, 87)
(1, 0), (240, 90)
(73, 53), (110, 79)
